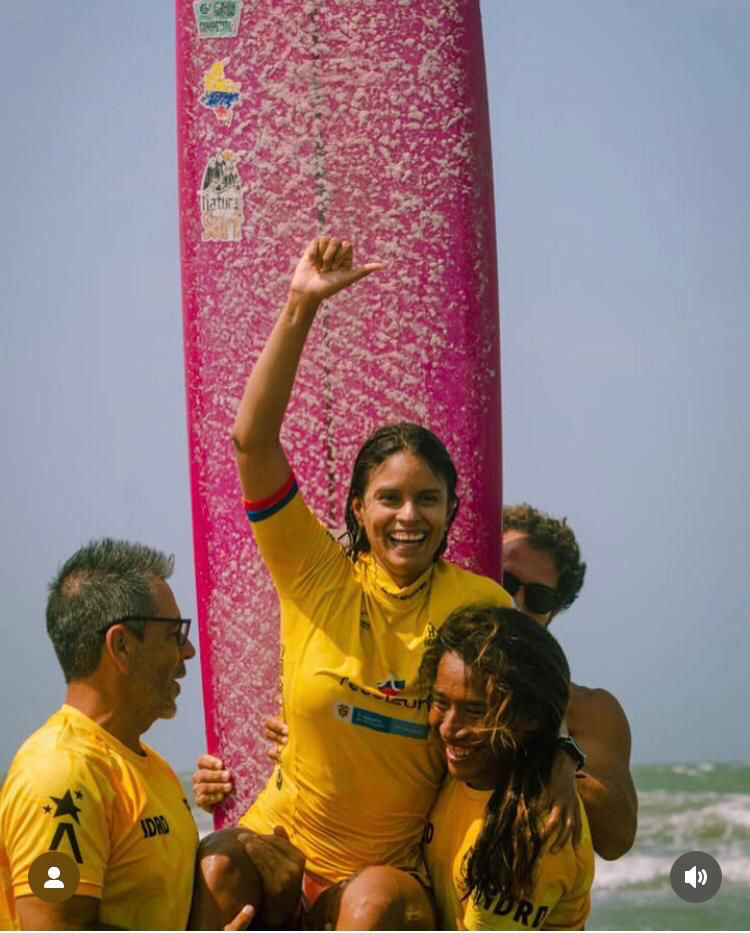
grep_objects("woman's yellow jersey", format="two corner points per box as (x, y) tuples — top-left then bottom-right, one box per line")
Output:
(424, 778), (594, 930)
(240, 476), (511, 881)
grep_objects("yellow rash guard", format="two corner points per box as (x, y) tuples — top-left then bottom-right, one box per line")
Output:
(424, 778), (594, 930)
(0, 705), (197, 931)
(240, 475), (512, 881)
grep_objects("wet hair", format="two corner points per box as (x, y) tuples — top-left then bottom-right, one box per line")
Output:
(46, 538), (174, 683)
(343, 422), (459, 562)
(503, 503), (586, 611)
(420, 605), (570, 903)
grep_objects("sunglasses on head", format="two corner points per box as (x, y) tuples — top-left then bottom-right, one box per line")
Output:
(502, 572), (560, 615)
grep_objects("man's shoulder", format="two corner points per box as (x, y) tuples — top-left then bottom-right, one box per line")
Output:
(140, 742), (183, 786)
(568, 683), (631, 738)
(2, 709), (118, 804)
(570, 682), (628, 712)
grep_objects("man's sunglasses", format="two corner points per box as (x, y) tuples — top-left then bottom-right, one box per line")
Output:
(502, 572), (560, 615)
(98, 616), (192, 646)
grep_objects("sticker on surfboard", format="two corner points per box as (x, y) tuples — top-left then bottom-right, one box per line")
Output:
(199, 150), (244, 242)
(193, 0), (243, 38)
(200, 61), (242, 125)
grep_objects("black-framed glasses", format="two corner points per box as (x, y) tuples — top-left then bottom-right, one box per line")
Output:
(98, 616), (192, 646)
(502, 572), (559, 615)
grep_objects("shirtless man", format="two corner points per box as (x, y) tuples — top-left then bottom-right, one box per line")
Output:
(501, 503), (637, 860)
(196, 503), (637, 862)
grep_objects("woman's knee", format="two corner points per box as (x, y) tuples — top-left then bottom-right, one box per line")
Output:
(190, 828), (264, 929)
(336, 866), (435, 931)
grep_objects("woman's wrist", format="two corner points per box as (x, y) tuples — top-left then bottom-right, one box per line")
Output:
(286, 288), (322, 318)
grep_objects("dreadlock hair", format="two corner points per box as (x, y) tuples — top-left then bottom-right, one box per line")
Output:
(343, 422), (459, 562)
(420, 605), (570, 903)
(503, 503), (586, 611)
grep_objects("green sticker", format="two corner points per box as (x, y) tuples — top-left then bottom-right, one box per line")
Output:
(193, 1), (243, 39)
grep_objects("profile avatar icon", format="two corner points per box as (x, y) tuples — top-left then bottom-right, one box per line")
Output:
(28, 850), (79, 903)
(44, 865), (65, 889)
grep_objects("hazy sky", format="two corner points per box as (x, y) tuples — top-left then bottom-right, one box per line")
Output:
(1, 0), (748, 774)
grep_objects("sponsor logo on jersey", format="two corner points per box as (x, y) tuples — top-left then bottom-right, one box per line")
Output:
(338, 676), (429, 711)
(141, 815), (171, 839)
(45, 788), (84, 863)
(475, 892), (550, 929)
(331, 702), (429, 739)
(377, 674), (406, 696)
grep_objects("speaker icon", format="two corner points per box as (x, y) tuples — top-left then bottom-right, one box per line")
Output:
(671, 850), (721, 903)
(684, 865), (708, 888)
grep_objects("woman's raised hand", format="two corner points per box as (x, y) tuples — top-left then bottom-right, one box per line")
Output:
(290, 237), (383, 304)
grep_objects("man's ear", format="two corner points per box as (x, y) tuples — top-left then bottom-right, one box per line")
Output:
(103, 625), (134, 674)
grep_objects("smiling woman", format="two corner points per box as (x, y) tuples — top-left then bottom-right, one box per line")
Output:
(346, 423), (459, 586)
(188, 238), (512, 930)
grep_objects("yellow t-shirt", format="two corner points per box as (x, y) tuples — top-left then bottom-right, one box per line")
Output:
(424, 778), (594, 930)
(0, 705), (197, 931)
(240, 480), (512, 881)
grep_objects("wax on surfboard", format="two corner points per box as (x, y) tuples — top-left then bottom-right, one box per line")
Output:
(176, 0), (501, 827)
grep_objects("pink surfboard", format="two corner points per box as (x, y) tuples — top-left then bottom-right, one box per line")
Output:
(176, 0), (501, 826)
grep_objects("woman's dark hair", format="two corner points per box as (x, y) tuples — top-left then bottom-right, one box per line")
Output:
(420, 606), (570, 902)
(343, 422), (459, 562)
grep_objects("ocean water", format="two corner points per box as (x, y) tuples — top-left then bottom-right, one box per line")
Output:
(588, 762), (750, 930)
(185, 761), (750, 931)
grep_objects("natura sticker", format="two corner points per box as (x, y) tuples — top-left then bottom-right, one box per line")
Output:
(199, 150), (244, 242)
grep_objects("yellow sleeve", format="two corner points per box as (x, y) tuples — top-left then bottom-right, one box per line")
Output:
(539, 854), (592, 931)
(2, 750), (112, 901)
(541, 891), (591, 931)
(244, 475), (352, 607)
(542, 801), (594, 931)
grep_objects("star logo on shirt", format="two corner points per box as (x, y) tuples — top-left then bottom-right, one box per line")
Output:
(50, 790), (82, 823)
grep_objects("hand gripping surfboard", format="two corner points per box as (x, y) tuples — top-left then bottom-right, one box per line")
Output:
(176, 0), (501, 826)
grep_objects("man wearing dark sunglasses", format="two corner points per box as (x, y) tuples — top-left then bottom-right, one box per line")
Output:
(0, 538), (204, 931)
(503, 504), (638, 862)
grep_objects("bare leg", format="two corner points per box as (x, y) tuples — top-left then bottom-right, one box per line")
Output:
(308, 866), (435, 931)
(189, 828), (264, 930)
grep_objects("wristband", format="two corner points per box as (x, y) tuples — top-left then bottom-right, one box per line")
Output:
(556, 735), (586, 771)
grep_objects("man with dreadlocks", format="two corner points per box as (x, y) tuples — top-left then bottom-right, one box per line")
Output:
(421, 605), (594, 930)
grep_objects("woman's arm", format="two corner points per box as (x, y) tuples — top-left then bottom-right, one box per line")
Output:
(230, 237), (382, 501)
